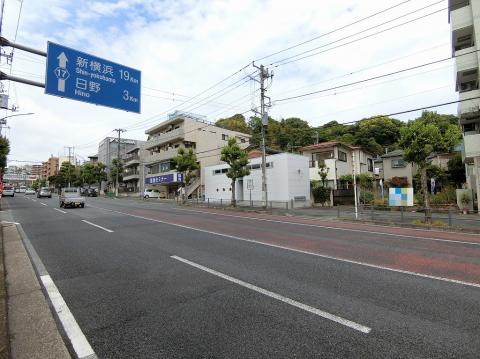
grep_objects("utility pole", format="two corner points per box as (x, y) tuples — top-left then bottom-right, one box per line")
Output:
(352, 151), (358, 220)
(113, 128), (126, 197)
(252, 63), (273, 208)
(65, 146), (73, 187)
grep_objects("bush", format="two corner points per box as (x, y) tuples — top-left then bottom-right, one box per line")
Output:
(430, 186), (457, 205)
(359, 191), (374, 204)
(312, 186), (330, 205)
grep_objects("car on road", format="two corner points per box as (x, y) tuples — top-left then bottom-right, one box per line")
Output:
(59, 187), (85, 208)
(18, 185), (27, 193)
(81, 188), (98, 197)
(144, 188), (161, 199)
(25, 188), (36, 195)
(2, 186), (14, 197)
(37, 187), (52, 198)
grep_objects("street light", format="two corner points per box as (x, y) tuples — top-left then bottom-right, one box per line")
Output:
(0, 112), (34, 135)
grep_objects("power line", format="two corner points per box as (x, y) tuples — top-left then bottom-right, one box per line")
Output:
(255, 0), (412, 62)
(275, 49), (478, 103)
(270, 1), (445, 68)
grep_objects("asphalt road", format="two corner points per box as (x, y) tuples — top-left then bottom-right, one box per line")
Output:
(2, 194), (480, 358)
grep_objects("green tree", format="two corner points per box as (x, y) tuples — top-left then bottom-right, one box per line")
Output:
(220, 137), (250, 207)
(398, 112), (461, 223)
(446, 154), (466, 188)
(216, 114), (250, 134)
(0, 137), (10, 172)
(109, 158), (123, 189)
(173, 147), (199, 202)
(59, 161), (78, 187)
(31, 180), (40, 191)
(80, 162), (98, 187)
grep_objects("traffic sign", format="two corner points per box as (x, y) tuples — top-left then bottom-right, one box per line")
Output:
(45, 42), (141, 113)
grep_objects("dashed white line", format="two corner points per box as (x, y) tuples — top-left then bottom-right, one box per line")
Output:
(81, 220), (113, 233)
(40, 203), (47, 206)
(31, 199), (37, 202)
(41, 275), (97, 359)
(171, 255), (371, 334)
(54, 208), (67, 214)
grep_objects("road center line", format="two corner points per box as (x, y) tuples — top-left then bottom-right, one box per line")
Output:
(81, 220), (113, 233)
(171, 255), (371, 334)
(41, 275), (97, 359)
(175, 208), (480, 246)
(90, 205), (480, 289)
(53, 208), (67, 214)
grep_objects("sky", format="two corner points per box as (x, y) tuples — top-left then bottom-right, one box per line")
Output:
(0, 0), (457, 165)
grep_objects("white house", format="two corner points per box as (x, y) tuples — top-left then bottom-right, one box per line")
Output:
(204, 153), (310, 204)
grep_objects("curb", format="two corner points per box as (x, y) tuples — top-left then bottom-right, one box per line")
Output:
(2, 223), (71, 359)
(3, 223), (98, 359)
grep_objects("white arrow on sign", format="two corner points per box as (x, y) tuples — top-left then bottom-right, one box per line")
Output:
(57, 52), (68, 92)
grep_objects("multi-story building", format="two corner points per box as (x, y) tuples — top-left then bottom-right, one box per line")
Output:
(143, 111), (250, 199)
(98, 137), (142, 167)
(449, 0), (480, 208)
(122, 145), (145, 194)
(299, 141), (374, 189)
(31, 165), (42, 177)
(41, 157), (59, 180)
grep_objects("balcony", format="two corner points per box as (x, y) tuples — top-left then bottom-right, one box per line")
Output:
(145, 148), (178, 164)
(145, 127), (185, 150)
(455, 47), (478, 75)
(458, 89), (480, 116)
(123, 173), (140, 182)
(450, 4), (472, 31)
(123, 155), (140, 167)
(463, 133), (480, 159)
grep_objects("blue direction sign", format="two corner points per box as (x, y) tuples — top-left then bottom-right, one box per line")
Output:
(45, 42), (141, 113)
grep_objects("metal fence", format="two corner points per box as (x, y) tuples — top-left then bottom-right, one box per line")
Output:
(335, 205), (480, 231)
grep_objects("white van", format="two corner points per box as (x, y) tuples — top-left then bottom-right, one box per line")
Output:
(143, 189), (160, 199)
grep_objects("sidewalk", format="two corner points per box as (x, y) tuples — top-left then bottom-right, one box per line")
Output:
(1, 223), (71, 359)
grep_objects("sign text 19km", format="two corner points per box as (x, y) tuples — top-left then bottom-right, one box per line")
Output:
(45, 42), (141, 113)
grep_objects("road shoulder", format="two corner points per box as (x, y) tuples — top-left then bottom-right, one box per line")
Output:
(2, 223), (71, 359)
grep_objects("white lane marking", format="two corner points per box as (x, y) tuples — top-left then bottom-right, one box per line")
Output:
(54, 208), (67, 214)
(81, 220), (113, 233)
(41, 275), (97, 359)
(40, 203), (47, 206)
(31, 199), (37, 202)
(171, 255), (371, 334)
(1, 220), (19, 225)
(90, 205), (480, 289)
(176, 208), (480, 246)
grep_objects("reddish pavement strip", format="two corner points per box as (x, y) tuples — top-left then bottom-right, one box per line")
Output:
(120, 206), (480, 286)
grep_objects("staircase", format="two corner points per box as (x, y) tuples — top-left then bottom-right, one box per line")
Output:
(184, 177), (201, 198)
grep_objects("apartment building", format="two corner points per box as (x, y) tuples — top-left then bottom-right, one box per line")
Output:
(41, 157), (59, 180)
(449, 0), (480, 208)
(122, 145), (145, 194)
(98, 137), (142, 167)
(299, 141), (374, 189)
(143, 111), (250, 198)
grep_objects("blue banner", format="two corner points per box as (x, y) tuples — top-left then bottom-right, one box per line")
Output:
(145, 173), (183, 185)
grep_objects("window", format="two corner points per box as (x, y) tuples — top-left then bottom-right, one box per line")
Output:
(338, 151), (347, 162)
(367, 158), (373, 172)
(213, 168), (228, 175)
(391, 158), (406, 168)
(240, 138), (246, 143)
(222, 134), (228, 141)
(247, 162), (273, 170)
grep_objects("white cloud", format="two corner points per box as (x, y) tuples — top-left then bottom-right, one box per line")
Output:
(0, 0), (458, 164)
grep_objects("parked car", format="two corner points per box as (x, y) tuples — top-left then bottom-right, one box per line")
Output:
(2, 187), (14, 197)
(81, 188), (98, 197)
(59, 187), (85, 208)
(37, 187), (52, 198)
(144, 189), (161, 199)
(19, 186), (27, 193)
(25, 188), (36, 195)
